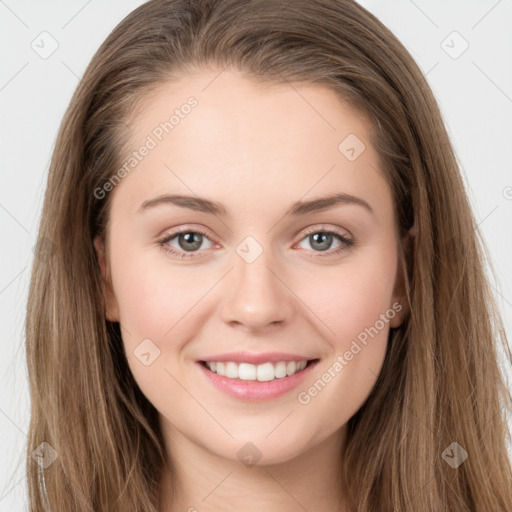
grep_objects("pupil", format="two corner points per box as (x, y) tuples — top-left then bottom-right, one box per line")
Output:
(180, 232), (202, 251)
(311, 233), (332, 251)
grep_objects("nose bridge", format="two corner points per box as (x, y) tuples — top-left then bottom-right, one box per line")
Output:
(219, 235), (294, 330)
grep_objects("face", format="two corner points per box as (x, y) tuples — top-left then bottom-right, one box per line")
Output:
(94, 68), (407, 467)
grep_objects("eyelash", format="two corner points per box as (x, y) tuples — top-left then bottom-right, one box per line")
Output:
(157, 225), (354, 260)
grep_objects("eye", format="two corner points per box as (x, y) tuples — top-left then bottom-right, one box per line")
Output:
(295, 225), (354, 258)
(157, 225), (354, 260)
(157, 227), (214, 259)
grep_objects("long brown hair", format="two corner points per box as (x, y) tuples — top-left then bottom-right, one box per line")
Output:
(25, 0), (512, 510)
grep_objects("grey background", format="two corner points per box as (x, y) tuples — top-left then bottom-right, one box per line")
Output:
(1, 0), (511, 509)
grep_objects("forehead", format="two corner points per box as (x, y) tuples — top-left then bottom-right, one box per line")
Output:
(109, 68), (392, 221)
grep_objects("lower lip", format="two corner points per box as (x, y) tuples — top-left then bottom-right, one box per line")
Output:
(196, 360), (319, 401)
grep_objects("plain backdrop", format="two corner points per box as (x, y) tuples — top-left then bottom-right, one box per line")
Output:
(1, 0), (511, 509)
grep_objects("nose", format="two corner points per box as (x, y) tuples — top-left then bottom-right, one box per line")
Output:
(220, 247), (295, 333)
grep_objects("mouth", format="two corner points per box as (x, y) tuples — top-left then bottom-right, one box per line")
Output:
(199, 358), (320, 381)
(196, 358), (320, 401)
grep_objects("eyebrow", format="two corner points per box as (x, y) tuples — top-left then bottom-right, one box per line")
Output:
(138, 192), (374, 217)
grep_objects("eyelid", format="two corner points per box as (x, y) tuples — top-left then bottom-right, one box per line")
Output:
(158, 224), (216, 242)
(298, 223), (352, 240)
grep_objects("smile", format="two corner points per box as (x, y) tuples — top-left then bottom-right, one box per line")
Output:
(197, 359), (320, 401)
(203, 360), (308, 381)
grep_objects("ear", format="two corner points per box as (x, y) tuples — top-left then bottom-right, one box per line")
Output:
(93, 235), (120, 323)
(389, 224), (416, 328)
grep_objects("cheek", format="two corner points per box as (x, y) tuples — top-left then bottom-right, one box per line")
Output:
(109, 259), (200, 405)
(292, 265), (396, 429)
(114, 269), (171, 334)
(110, 254), (218, 369)
(293, 245), (399, 410)
(297, 250), (398, 346)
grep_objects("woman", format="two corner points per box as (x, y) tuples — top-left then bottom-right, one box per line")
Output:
(25, 0), (512, 510)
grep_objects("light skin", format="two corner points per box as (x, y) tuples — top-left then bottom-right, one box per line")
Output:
(94, 68), (411, 511)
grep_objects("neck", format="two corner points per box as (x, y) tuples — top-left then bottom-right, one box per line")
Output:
(158, 421), (350, 512)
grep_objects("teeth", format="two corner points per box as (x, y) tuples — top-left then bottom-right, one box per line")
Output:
(226, 362), (239, 379)
(205, 360), (308, 381)
(257, 362), (274, 382)
(286, 361), (297, 376)
(239, 362), (256, 380)
(275, 361), (287, 378)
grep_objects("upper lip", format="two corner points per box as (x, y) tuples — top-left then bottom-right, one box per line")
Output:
(198, 351), (317, 365)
